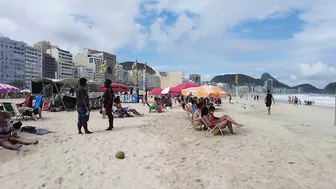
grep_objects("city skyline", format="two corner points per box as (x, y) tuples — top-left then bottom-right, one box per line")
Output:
(1, 1), (336, 88)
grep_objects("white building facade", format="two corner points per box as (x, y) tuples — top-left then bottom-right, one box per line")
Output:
(0, 37), (26, 84)
(77, 66), (94, 81)
(46, 48), (74, 79)
(25, 46), (42, 88)
(74, 49), (116, 84)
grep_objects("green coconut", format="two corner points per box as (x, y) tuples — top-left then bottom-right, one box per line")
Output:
(115, 151), (125, 159)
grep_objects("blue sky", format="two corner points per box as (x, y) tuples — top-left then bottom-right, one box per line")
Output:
(1, 0), (336, 87)
(116, 10), (306, 80)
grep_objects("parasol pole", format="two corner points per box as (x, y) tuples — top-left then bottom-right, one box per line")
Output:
(334, 84), (336, 126)
(143, 62), (146, 106)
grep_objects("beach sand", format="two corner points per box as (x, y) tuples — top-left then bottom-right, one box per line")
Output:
(1, 98), (336, 189)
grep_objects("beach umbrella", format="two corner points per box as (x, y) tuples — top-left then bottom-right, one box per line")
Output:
(20, 89), (31, 93)
(98, 83), (128, 93)
(161, 87), (179, 95)
(181, 86), (228, 98)
(0, 83), (20, 93)
(148, 88), (163, 96)
(170, 82), (199, 94)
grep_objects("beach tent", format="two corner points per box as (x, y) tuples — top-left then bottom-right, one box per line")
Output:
(31, 78), (67, 110)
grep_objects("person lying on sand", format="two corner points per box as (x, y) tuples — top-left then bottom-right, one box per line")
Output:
(208, 106), (244, 128)
(0, 110), (39, 150)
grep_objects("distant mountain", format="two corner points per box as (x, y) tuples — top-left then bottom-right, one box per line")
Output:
(211, 73), (289, 88)
(211, 73), (334, 94)
(323, 82), (336, 94)
(119, 61), (156, 75)
(291, 84), (322, 94)
(260, 73), (276, 80)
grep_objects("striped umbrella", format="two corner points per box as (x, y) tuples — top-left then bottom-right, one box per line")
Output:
(0, 83), (20, 93)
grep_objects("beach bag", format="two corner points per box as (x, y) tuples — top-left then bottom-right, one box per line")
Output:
(13, 121), (22, 130)
(21, 126), (37, 134)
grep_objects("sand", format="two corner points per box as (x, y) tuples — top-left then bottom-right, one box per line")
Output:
(1, 98), (336, 189)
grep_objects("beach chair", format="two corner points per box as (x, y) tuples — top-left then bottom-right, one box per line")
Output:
(16, 95), (33, 108)
(0, 102), (23, 120)
(201, 117), (224, 136)
(187, 113), (205, 131)
(42, 98), (51, 111)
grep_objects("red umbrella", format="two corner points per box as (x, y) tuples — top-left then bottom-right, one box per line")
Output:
(170, 82), (199, 94)
(148, 88), (163, 96)
(99, 83), (128, 93)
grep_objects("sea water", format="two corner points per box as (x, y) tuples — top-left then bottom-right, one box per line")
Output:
(272, 94), (336, 108)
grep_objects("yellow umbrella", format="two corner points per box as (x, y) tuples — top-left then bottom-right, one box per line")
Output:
(181, 86), (228, 98)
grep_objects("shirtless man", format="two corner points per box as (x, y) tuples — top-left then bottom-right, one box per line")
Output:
(0, 110), (39, 150)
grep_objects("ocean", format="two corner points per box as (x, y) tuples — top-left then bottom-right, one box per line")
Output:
(272, 94), (336, 108)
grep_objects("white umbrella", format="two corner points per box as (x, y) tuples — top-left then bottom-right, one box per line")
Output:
(20, 89), (31, 93)
(161, 87), (171, 94)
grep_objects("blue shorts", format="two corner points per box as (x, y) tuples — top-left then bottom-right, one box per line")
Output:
(77, 108), (89, 122)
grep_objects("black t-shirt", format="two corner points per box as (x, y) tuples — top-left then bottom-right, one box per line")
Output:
(265, 93), (273, 103)
(104, 87), (114, 109)
(76, 86), (88, 108)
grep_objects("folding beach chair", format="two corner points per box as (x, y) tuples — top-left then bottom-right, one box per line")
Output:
(187, 113), (205, 131)
(42, 98), (51, 111)
(0, 102), (23, 121)
(201, 117), (224, 136)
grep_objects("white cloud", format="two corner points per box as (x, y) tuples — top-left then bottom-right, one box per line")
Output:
(1, 0), (336, 87)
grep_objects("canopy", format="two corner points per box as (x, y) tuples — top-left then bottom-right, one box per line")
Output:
(161, 87), (176, 94)
(148, 88), (163, 96)
(170, 82), (199, 94)
(20, 89), (31, 93)
(98, 83), (128, 93)
(0, 83), (20, 93)
(181, 86), (228, 98)
(31, 78), (96, 85)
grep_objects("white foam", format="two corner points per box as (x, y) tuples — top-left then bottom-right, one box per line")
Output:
(273, 94), (336, 108)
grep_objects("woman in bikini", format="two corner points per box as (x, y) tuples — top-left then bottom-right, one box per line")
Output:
(0, 110), (39, 150)
(201, 106), (230, 133)
(208, 106), (244, 128)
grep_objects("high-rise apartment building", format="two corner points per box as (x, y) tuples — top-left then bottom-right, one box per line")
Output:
(189, 74), (201, 85)
(264, 79), (273, 91)
(74, 48), (116, 83)
(0, 37), (26, 84)
(42, 54), (57, 79)
(77, 66), (94, 81)
(34, 41), (51, 54)
(25, 46), (42, 88)
(46, 48), (74, 79)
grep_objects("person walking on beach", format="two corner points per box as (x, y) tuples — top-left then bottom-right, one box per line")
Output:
(264, 90), (275, 115)
(294, 96), (299, 106)
(76, 78), (92, 134)
(103, 79), (115, 130)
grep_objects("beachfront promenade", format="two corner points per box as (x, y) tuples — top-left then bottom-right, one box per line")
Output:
(0, 98), (335, 189)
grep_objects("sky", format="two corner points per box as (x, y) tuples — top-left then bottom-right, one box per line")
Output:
(1, 0), (336, 88)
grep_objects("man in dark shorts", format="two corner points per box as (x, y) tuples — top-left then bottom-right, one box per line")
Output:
(76, 78), (92, 134)
(264, 90), (275, 115)
(103, 79), (115, 130)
